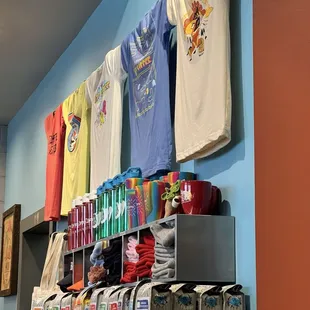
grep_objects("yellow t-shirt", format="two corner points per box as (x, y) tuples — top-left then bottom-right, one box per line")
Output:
(61, 82), (90, 215)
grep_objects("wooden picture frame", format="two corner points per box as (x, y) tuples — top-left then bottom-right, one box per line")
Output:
(0, 204), (21, 297)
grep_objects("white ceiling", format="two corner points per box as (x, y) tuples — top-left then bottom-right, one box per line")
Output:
(0, 0), (101, 125)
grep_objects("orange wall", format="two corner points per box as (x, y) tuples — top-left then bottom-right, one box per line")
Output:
(254, 1), (310, 309)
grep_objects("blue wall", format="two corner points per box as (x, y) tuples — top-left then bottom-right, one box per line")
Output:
(3, 0), (255, 309)
(195, 0), (256, 308)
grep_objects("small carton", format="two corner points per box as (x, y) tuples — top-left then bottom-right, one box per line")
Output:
(73, 283), (97, 310)
(32, 293), (57, 310)
(135, 282), (171, 310)
(194, 285), (222, 310)
(170, 284), (196, 310)
(98, 286), (122, 310)
(117, 287), (133, 310)
(108, 288), (123, 310)
(128, 280), (151, 310)
(61, 293), (78, 310)
(50, 292), (71, 310)
(89, 288), (108, 310)
(222, 285), (245, 310)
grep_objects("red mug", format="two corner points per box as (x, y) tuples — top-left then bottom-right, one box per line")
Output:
(180, 180), (221, 215)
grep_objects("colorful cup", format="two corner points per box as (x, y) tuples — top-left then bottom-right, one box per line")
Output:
(126, 189), (138, 229)
(144, 181), (166, 222)
(125, 178), (144, 189)
(180, 180), (221, 215)
(135, 185), (146, 226)
(168, 171), (197, 184)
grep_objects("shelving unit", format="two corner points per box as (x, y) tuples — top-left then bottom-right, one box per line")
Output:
(65, 214), (236, 286)
(17, 207), (55, 310)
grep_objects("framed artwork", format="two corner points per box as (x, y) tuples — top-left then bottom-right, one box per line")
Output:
(0, 204), (21, 297)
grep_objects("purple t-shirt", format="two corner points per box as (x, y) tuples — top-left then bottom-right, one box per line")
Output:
(121, 0), (173, 178)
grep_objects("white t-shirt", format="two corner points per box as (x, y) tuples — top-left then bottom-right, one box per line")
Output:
(86, 45), (126, 190)
(167, 0), (231, 162)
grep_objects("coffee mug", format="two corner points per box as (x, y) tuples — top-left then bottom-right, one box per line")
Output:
(180, 180), (221, 215)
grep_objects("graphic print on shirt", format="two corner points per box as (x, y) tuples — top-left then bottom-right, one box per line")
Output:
(130, 20), (156, 118)
(94, 80), (110, 126)
(183, 0), (213, 61)
(67, 113), (81, 152)
(48, 133), (58, 155)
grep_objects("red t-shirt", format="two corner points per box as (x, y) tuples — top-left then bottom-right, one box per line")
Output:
(44, 104), (66, 221)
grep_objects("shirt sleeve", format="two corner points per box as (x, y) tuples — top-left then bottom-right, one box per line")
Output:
(106, 45), (127, 81)
(59, 104), (66, 132)
(166, 0), (177, 26)
(85, 65), (103, 108)
(120, 37), (129, 74)
(153, 0), (175, 34)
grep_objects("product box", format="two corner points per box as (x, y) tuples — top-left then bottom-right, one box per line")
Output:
(117, 287), (133, 310)
(62, 293), (78, 310)
(73, 283), (97, 310)
(194, 285), (222, 310)
(108, 288), (123, 310)
(98, 286), (122, 310)
(170, 284), (197, 310)
(32, 293), (57, 310)
(50, 292), (71, 310)
(89, 288), (108, 310)
(135, 282), (171, 310)
(128, 280), (151, 310)
(222, 285), (245, 310)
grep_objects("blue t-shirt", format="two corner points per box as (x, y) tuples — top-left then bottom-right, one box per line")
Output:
(121, 0), (173, 178)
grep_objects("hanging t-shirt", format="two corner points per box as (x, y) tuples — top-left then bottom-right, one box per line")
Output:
(61, 82), (90, 215)
(86, 46), (126, 191)
(121, 0), (173, 178)
(44, 104), (66, 221)
(167, 0), (232, 162)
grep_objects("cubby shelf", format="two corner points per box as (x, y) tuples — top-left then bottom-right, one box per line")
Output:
(65, 214), (236, 286)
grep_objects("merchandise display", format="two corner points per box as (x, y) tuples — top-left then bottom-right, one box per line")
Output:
(33, 1), (244, 308)
(31, 232), (66, 309)
(42, 0), (232, 222)
(135, 234), (155, 278)
(121, 0), (173, 178)
(86, 46), (127, 190)
(167, 0), (232, 162)
(121, 235), (138, 284)
(67, 167), (221, 251)
(103, 240), (122, 285)
(44, 104), (66, 221)
(195, 285), (223, 310)
(61, 82), (90, 216)
(151, 223), (175, 279)
(57, 271), (73, 293)
(180, 180), (221, 215)
(170, 284), (197, 310)
(32, 281), (245, 310)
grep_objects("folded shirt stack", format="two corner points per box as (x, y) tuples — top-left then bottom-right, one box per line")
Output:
(135, 235), (155, 278)
(150, 223), (175, 279)
(121, 235), (139, 283)
(102, 239), (122, 285)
